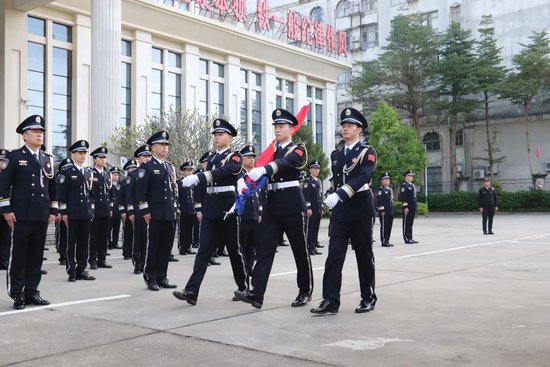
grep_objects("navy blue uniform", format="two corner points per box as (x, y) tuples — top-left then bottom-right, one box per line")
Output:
(303, 175), (323, 252)
(89, 168), (112, 266)
(478, 186), (497, 234)
(376, 185), (394, 244)
(177, 181), (195, 254)
(184, 150), (248, 296)
(322, 142), (377, 307)
(126, 169), (147, 271)
(239, 169), (261, 274)
(0, 146), (58, 298)
(109, 180), (123, 250)
(400, 181), (417, 242)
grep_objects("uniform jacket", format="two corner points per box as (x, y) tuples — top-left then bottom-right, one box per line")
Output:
(177, 180), (195, 216)
(136, 157), (178, 221)
(0, 146), (58, 221)
(91, 167), (112, 217)
(478, 187), (497, 208)
(58, 164), (94, 220)
(303, 176), (323, 215)
(238, 168), (260, 221)
(400, 181), (417, 211)
(111, 181), (124, 215)
(376, 185), (395, 216)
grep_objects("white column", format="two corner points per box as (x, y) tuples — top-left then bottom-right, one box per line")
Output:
(72, 13), (91, 145)
(295, 73), (309, 123)
(225, 55), (240, 126)
(182, 43), (200, 112)
(133, 30), (151, 126)
(324, 81), (336, 155)
(262, 65), (277, 148)
(90, 0), (120, 151)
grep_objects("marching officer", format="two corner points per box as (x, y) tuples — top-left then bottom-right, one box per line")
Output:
(173, 119), (247, 305)
(136, 131), (178, 291)
(324, 178), (336, 198)
(58, 140), (96, 282)
(55, 158), (72, 265)
(120, 159), (138, 261)
(0, 115), (58, 309)
(400, 170), (418, 244)
(303, 160), (323, 256)
(235, 108), (313, 309)
(177, 162), (197, 256)
(109, 166), (123, 250)
(0, 148), (11, 270)
(311, 108), (377, 315)
(478, 178), (498, 235)
(376, 172), (395, 247)
(88, 147), (113, 269)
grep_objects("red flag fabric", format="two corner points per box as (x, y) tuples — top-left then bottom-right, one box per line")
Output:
(536, 146), (541, 158)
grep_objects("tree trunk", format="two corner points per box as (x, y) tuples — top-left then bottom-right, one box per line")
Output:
(411, 108), (421, 138)
(524, 102), (534, 177)
(484, 91), (494, 180)
(449, 117), (458, 191)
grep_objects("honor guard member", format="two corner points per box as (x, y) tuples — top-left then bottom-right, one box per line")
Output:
(109, 166), (123, 250)
(59, 140), (96, 282)
(303, 160), (324, 256)
(235, 108), (313, 309)
(173, 119), (248, 305)
(237, 145), (261, 276)
(136, 132), (178, 291)
(400, 170), (418, 244)
(376, 172), (395, 247)
(311, 108), (377, 315)
(478, 178), (498, 235)
(55, 158), (73, 265)
(88, 147), (113, 269)
(120, 159), (138, 262)
(0, 149), (11, 270)
(0, 116), (57, 309)
(177, 162), (197, 256)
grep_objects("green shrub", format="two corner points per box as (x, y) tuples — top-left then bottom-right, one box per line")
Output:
(393, 202), (428, 217)
(425, 190), (550, 212)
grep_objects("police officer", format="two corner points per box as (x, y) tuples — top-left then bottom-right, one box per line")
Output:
(235, 108), (313, 309)
(0, 148), (11, 270)
(478, 178), (498, 235)
(177, 162), (197, 256)
(311, 108), (377, 315)
(173, 119), (248, 305)
(376, 172), (395, 247)
(120, 159), (138, 262)
(400, 170), (418, 244)
(136, 132), (178, 291)
(0, 115), (57, 309)
(303, 161), (323, 256)
(88, 147), (113, 269)
(109, 166), (123, 250)
(54, 158), (72, 266)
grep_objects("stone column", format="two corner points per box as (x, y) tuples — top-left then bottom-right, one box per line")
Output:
(90, 0), (120, 154)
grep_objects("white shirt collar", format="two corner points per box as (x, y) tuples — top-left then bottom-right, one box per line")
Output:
(216, 147), (230, 155)
(277, 140), (292, 149)
(25, 145), (39, 155)
(94, 166), (104, 173)
(153, 156), (164, 165)
(344, 140), (360, 151)
(74, 163), (85, 170)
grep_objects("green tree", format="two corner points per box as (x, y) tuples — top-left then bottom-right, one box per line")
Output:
(369, 102), (428, 190)
(435, 22), (481, 191)
(293, 125), (329, 180)
(499, 31), (550, 178)
(474, 15), (508, 180)
(351, 13), (439, 137)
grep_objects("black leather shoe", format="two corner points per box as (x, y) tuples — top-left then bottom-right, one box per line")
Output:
(97, 262), (112, 269)
(355, 299), (375, 313)
(25, 294), (50, 306)
(192, 243), (199, 248)
(483, 231), (488, 235)
(133, 267), (142, 274)
(386, 242), (394, 247)
(76, 271), (96, 281)
(68, 274), (76, 282)
(209, 258), (221, 266)
(146, 280), (160, 291)
(381, 241), (392, 247)
(488, 231), (495, 235)
(40, 269), (48, 275)
(310, 299), (339, 315)
(279, 241), (289, 247)
(179, 251), (187, 256)
(59, 259), (67, 266)
(291, 293), (311, 307)
(89, 262), (98, 270)
(404, 239), (414, 244)
(185, 249), (197, 255)
(234, 290), (262, 309)
(123, 256), (131, 260)
(315, 242), (324, 248)
(158, 279), (177, 289)
(13, 295), (25, 310)
(410, 239), (419, 244)
(173, 289), (197, 305)
(0, 262), (8, 270)
(217, 250), (229, 257)
(169, 255), (179, 262)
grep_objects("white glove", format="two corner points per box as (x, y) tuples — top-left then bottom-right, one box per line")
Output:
(237, 178), (247, 196)
(181, 174), (199, 187)
(248, 166), (266, 181)
(324, 192), (341, 209)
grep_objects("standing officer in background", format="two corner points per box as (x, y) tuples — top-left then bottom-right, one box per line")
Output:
(120, 159), (137, 261)
(55, 158), (72, 266)
(88, 147), (113, 269)
(177, 162), (196, 256)
(400, 170), (418, 244)
(478, 178), (498, 235)
(0, 148), (11, 270)
(0, 115), (57, 309)
(136, 132), (178, 291)
(235, 108), (313, 309)
(376, 172), (394, 247)
(303, 160), (323, 256)
(109, 166), (123, 250)
(173, 119), (247, 305)
(311, 108), (377, 315)
(59, 140), (96, 282)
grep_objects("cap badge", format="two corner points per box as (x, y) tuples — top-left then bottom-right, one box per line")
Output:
(35, 116), (41, 123)
(276, 110), (281, 117)
(215, 120), (220, 126)
(345, 109), (351, 116)
(102, 148), (106, 153)
(161, 131), (167, 138)
(145, 146), (149, 151)
(81, 141), (85, 146)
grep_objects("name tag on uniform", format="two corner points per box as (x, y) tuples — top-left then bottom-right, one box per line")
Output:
(71, 175), (78, 180)
(153, 170), (160, 174)
(18, 160), (28, 166)
(93, 178), (98, 181)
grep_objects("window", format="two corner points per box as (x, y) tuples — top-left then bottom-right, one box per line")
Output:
(361, 23), (378, 48)
(166, 72), (181, 110)
(336, 70), (351, 90)
(150, 69), (163, 117)
(456, 129), (464, 147)
(152, 47), (163, 64)
(310, 6), (324, 22)
(198, 59), (225, 118)
(427, 166), (443, 193)
(121, 39), (132, 57)
(52, 22), (72, 42)
(275, 78), (295, 114)
(361, 0), (377, 12)
(390, 0), (406, 5)
(423, 11), (438, 30)
(240, 69), (262, 150)
(28, 16), (45, 36)
(150, 47), (182, 115)
(121, 40), (132, 127)
(213, 81), (224, 116)
(168, 51), (181, 68)
(307, 85), (324, 149)
(285, 81), (295, 113)
(450, 5), (461, 24)
(423, 132), (441, 152)
(27, 42), (45, 118)
(336, 0), (351, 18)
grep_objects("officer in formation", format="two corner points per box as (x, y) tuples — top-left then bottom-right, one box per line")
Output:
(136, 131), (178, 291)
(0, 148), (10, 270)
(376, 172), (395, 247)
(120, 159), (138, 261)
(303, 160), (323, 256)
(311, 108), (377, 315)
(177, 162), (197, 256)
(0, 116), (58, 309)
(88, 147), (113, 269)
(54, 158), (73, 265)
(478, 178), (498, 235)
(59, 140), (96, 282)
(109, 166), (123, 251)
(400, 170), (419, 244)
(173, 119), (247, 305)
(235, 108), (313, 309)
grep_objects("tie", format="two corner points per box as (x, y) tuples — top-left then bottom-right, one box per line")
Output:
(344, 148), (350, 157)
(275, 143), (281, 151)
(35, 153), (40, 165)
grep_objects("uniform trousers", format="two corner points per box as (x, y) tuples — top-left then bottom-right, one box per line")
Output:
(110, 214), (122, 249)
(252, 213), (313, 301)
(122, 217), (133, 258)
(402, 208), (416, 241)
(55, 221), (68, 262)
(0, 216), (11, 268)
(89, 216), (110, 264)
(7, 221), (48, 298)
(306, 213), (322, 251)
(379, 213), (394, 243)
(132, 217), (147, 270)
(482, 206), (495, 232)
(192, 217), (200, 247)
(185, 216), (247, 295)
(143, 220), (175, 283)
(178, 214), (194, 254)
(66, 219), (91, 276)
(239, 219), (258, 274)
(323, 217), (376, 306)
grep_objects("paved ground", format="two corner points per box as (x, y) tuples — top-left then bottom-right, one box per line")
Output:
(1, 213), (549, 367)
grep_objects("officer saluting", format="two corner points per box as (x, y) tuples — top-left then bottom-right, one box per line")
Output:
(177, 161), (196, 256)
(376, 172), (395, 247)
(0, 115), (58, 309)
(311, 108), (377, 315)
(400, 170), (418, 244)
(303, 160), (323, 256)
(478, 178), (498, 235)
(59, 140), (96, 282)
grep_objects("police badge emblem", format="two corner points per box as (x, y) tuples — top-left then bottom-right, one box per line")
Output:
(57, 174), (65, 184)
(138, 169), (146, 179)
(215, 120), (220, 126)
(345, 109), (351, 116)
(35, 116), (41, 123)
(1, 158), (8, 170)
(126, 177), (131, 185)
(161, 131), (167, 138)
(276, 110), (281, 116)
(81, 141), (86, 146)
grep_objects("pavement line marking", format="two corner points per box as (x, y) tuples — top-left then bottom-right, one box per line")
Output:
(270, 266), (324, 277)
(509, 241), (550, 245)
(0, 294), (132, 317)
(394, 233), (550, 259)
